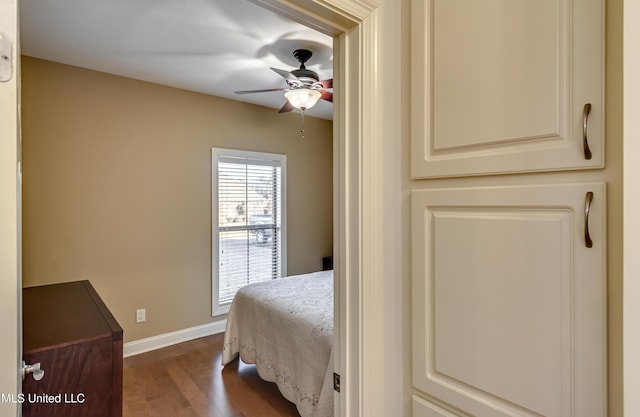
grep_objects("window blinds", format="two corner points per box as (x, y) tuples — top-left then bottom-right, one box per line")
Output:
(216, 155), (283, 306)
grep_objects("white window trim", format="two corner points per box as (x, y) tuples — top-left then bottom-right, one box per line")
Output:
(211, 147), (287, 316)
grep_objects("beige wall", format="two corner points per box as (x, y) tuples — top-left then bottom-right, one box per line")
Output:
(20, 56), (333, 342)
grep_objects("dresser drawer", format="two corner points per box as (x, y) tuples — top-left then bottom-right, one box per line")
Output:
(22, 281), (123, 417)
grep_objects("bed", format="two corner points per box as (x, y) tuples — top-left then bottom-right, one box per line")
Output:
(222, 270), (334, 417)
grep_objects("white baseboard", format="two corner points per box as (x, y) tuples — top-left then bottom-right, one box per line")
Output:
(123, 319), (227, 358)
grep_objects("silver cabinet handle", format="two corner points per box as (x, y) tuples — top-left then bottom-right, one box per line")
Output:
(585, 191), (593, 248)
(583, 103), (592, 160)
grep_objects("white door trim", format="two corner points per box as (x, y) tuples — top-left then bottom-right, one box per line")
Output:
(0, 0), (21, 415)
(248, 1), (386, 416)
(623, 0), (640, 415)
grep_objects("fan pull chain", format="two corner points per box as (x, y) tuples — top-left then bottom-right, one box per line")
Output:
(300, 110), (306, 140)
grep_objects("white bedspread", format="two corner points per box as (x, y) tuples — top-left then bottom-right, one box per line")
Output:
(222, 270), (334, 417)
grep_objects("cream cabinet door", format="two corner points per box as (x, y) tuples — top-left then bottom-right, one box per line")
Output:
(410, 0), (604, 178)
(411, 183), (606, 417)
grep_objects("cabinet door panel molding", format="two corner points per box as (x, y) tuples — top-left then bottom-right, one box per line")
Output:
(411, 183), (607, 417)
(411, 0), (604, 178)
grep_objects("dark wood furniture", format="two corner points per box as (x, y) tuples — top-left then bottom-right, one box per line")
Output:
(22, 280), (123, 417)
(322, 256), (333, 271)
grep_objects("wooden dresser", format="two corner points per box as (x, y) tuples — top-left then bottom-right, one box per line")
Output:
(22, 280), (123, 417)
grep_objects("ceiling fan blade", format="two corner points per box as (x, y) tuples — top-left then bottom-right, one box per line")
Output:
(235, 88), (286, 95)
(320, 79), (333, 89)
(271, 67), (299, 83)
(279, 101), (294, 113)
(320, 91), (333, 103)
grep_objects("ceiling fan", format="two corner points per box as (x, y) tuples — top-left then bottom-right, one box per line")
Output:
(235, 49), (333, 113)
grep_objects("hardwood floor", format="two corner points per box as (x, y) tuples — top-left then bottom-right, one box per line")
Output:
(122, 334), (301, 417)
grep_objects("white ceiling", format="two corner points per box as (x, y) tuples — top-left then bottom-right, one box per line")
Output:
(19, 0), (334, 120)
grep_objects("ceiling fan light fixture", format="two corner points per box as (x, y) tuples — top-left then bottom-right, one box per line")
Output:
(284, 88), (322, 111)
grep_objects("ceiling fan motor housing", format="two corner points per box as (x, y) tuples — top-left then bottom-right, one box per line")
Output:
(290, 69), (319, 85)
(291, 49), (319, 84)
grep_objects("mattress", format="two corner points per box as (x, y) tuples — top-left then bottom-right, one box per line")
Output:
(222, 269), (334, 417)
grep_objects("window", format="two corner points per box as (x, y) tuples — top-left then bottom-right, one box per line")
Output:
(211, 148), (287, 315)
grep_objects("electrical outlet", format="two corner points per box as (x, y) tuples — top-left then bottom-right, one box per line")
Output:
(136, 308), (146, 323)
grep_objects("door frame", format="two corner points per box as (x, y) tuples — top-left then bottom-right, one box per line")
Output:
(248, 1), (388, 416)
(624, 0), (640, 415)
(0, 0), (21, 415)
